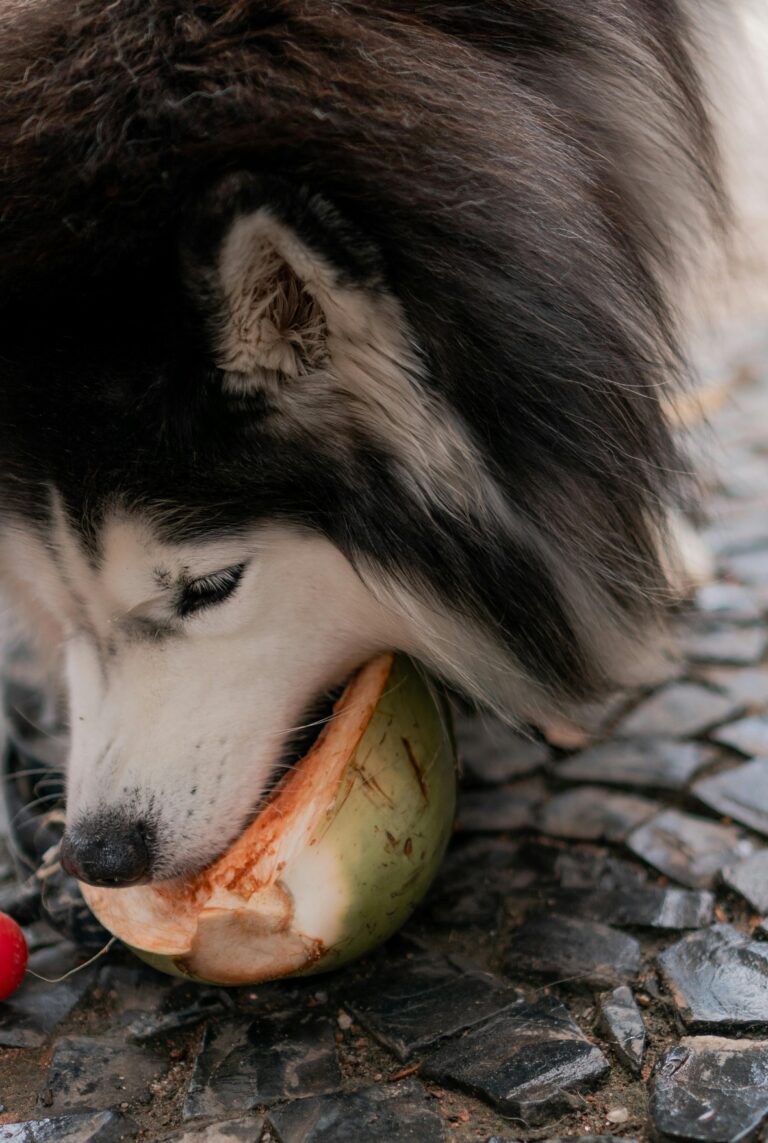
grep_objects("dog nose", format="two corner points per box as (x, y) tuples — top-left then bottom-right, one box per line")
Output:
(60, 817), (152, 887)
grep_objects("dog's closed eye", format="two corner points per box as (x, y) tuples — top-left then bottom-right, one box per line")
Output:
(177, 563), (247, 618)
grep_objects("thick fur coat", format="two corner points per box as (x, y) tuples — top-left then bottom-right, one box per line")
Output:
(0, 2), (744, 880)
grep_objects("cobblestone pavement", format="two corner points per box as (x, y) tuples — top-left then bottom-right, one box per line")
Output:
(3, 325), (768, 1142)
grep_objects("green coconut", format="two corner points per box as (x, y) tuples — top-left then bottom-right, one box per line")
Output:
(79, 654), (456, 984)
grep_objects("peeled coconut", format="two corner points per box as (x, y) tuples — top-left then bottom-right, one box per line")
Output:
(79, 654), (456, 984)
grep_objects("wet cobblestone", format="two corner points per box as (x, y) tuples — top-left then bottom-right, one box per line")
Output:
(420, 994), (610, 1123)
(712, 713), (768, 755)
(722, 849), (768, 913)
(598, 986), (646, 1075)
(3, 331), (768, 1139)
(158, 1119), (264, 1142)
(535, 787), (660, 842)
(41, 1036), (169, 1116)
(0, 944), (99, 1050)
(549, 884), (715, 930)
(679, 623), (768, 667)
(693, 759), (768, 836)
(455, 778), (545, 833)
(625, 808), (755, 888)
(613, 682), (741, 739)
(183, 1008), (342, 1119)
(343, 954), (520, 1060)
(267, 1079), (445, 1142)
(0, 1110), (140, 1141)
(555, 739), (715, 792)
(650, 1038), (768, 1143)
(658, 926), (768, 1032)
(506, 915), (641, 988)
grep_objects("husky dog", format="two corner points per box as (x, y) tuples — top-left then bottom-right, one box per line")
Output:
(0, 2), (763, 886)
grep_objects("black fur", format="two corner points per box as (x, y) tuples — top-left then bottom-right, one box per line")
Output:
(0, 2), (725, 706)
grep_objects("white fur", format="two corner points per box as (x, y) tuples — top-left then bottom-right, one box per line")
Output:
(0, 507), (418, 877)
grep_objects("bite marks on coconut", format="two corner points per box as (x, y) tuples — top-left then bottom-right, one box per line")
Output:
(79, 655), (457, 985)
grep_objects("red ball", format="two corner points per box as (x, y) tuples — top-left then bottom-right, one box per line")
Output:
(0, 912), (28, 1000)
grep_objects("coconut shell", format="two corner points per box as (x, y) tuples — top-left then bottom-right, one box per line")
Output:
(80, 654), (456, 984)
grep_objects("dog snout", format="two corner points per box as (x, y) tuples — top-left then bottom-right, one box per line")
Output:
(60, 814), (153, 887)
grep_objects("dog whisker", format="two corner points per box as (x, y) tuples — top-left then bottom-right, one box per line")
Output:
(2, 767), (64, 783)
(10, 790), (63, 825)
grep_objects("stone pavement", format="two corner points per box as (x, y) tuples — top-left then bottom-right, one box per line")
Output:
(3, 326), (768, 1141)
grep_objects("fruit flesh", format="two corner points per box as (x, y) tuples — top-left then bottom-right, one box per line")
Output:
(80, 654), (456, 984)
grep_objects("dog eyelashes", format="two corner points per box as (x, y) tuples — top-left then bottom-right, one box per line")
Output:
(176, 563), (247, 619)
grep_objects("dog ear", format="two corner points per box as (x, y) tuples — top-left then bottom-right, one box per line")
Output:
(182, 173), (392, 389)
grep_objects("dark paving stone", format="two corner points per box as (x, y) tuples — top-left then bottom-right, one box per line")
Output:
(453, 710), (550, 785)
(694, 582), (765, 623)
(598, 985), (646, 1074)
(158, 1118), (265, 1142)
(556, 739), (715, 792)
(506, 914), (641, 988)
(543, 848), (649, 891)
(539, 781), (658, 845)
(438, 834), (520, 878)
(712, 715), (768, 756)
(426, 879), (503, 929)
(342, 954), (520, 1061)
(95, 960), (176, 1009)
(426, 839), (538, 926)
(651, 1037), (768, 1143)
(705, 507), (768, 557)
(23, 921), (66, 954)
(122, 983), (232, 1043)
(658, 925), (768, 1031)
(0, 943), (99, 1049)
(40, 1036), (168, 1115)
(626, 809), (755, 889)
(183, 1009), (341, 1119)
(0, 839), (14, 884)
(0, 1111), (139, 1142)
(722, 850), (768, 912)
(718, 450), (768, 501)
(726, 548), (768, 587)
(267, 1079), (446, 1142)
(550, 885), (715, 931)
(456, 779), (545, 832)
(99, 960), (232, 1039)
(543, 1138), (640, 1143)
(680, 625), (768, 666)
(535, 787), (659, 842)
(703, 666), (768, 712)
(420, 993), (609, 1125)
(694, 759), (768, 837)
(616, 683), (740, 738)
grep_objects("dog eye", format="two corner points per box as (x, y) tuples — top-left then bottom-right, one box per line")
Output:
(178, 563), (246, 618)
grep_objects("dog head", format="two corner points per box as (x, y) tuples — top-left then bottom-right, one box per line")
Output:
(0, 174), (554, 884)
(1, 164), (689, 884)
(0, 164), (685, 886)
(0, 0), (717, 885)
